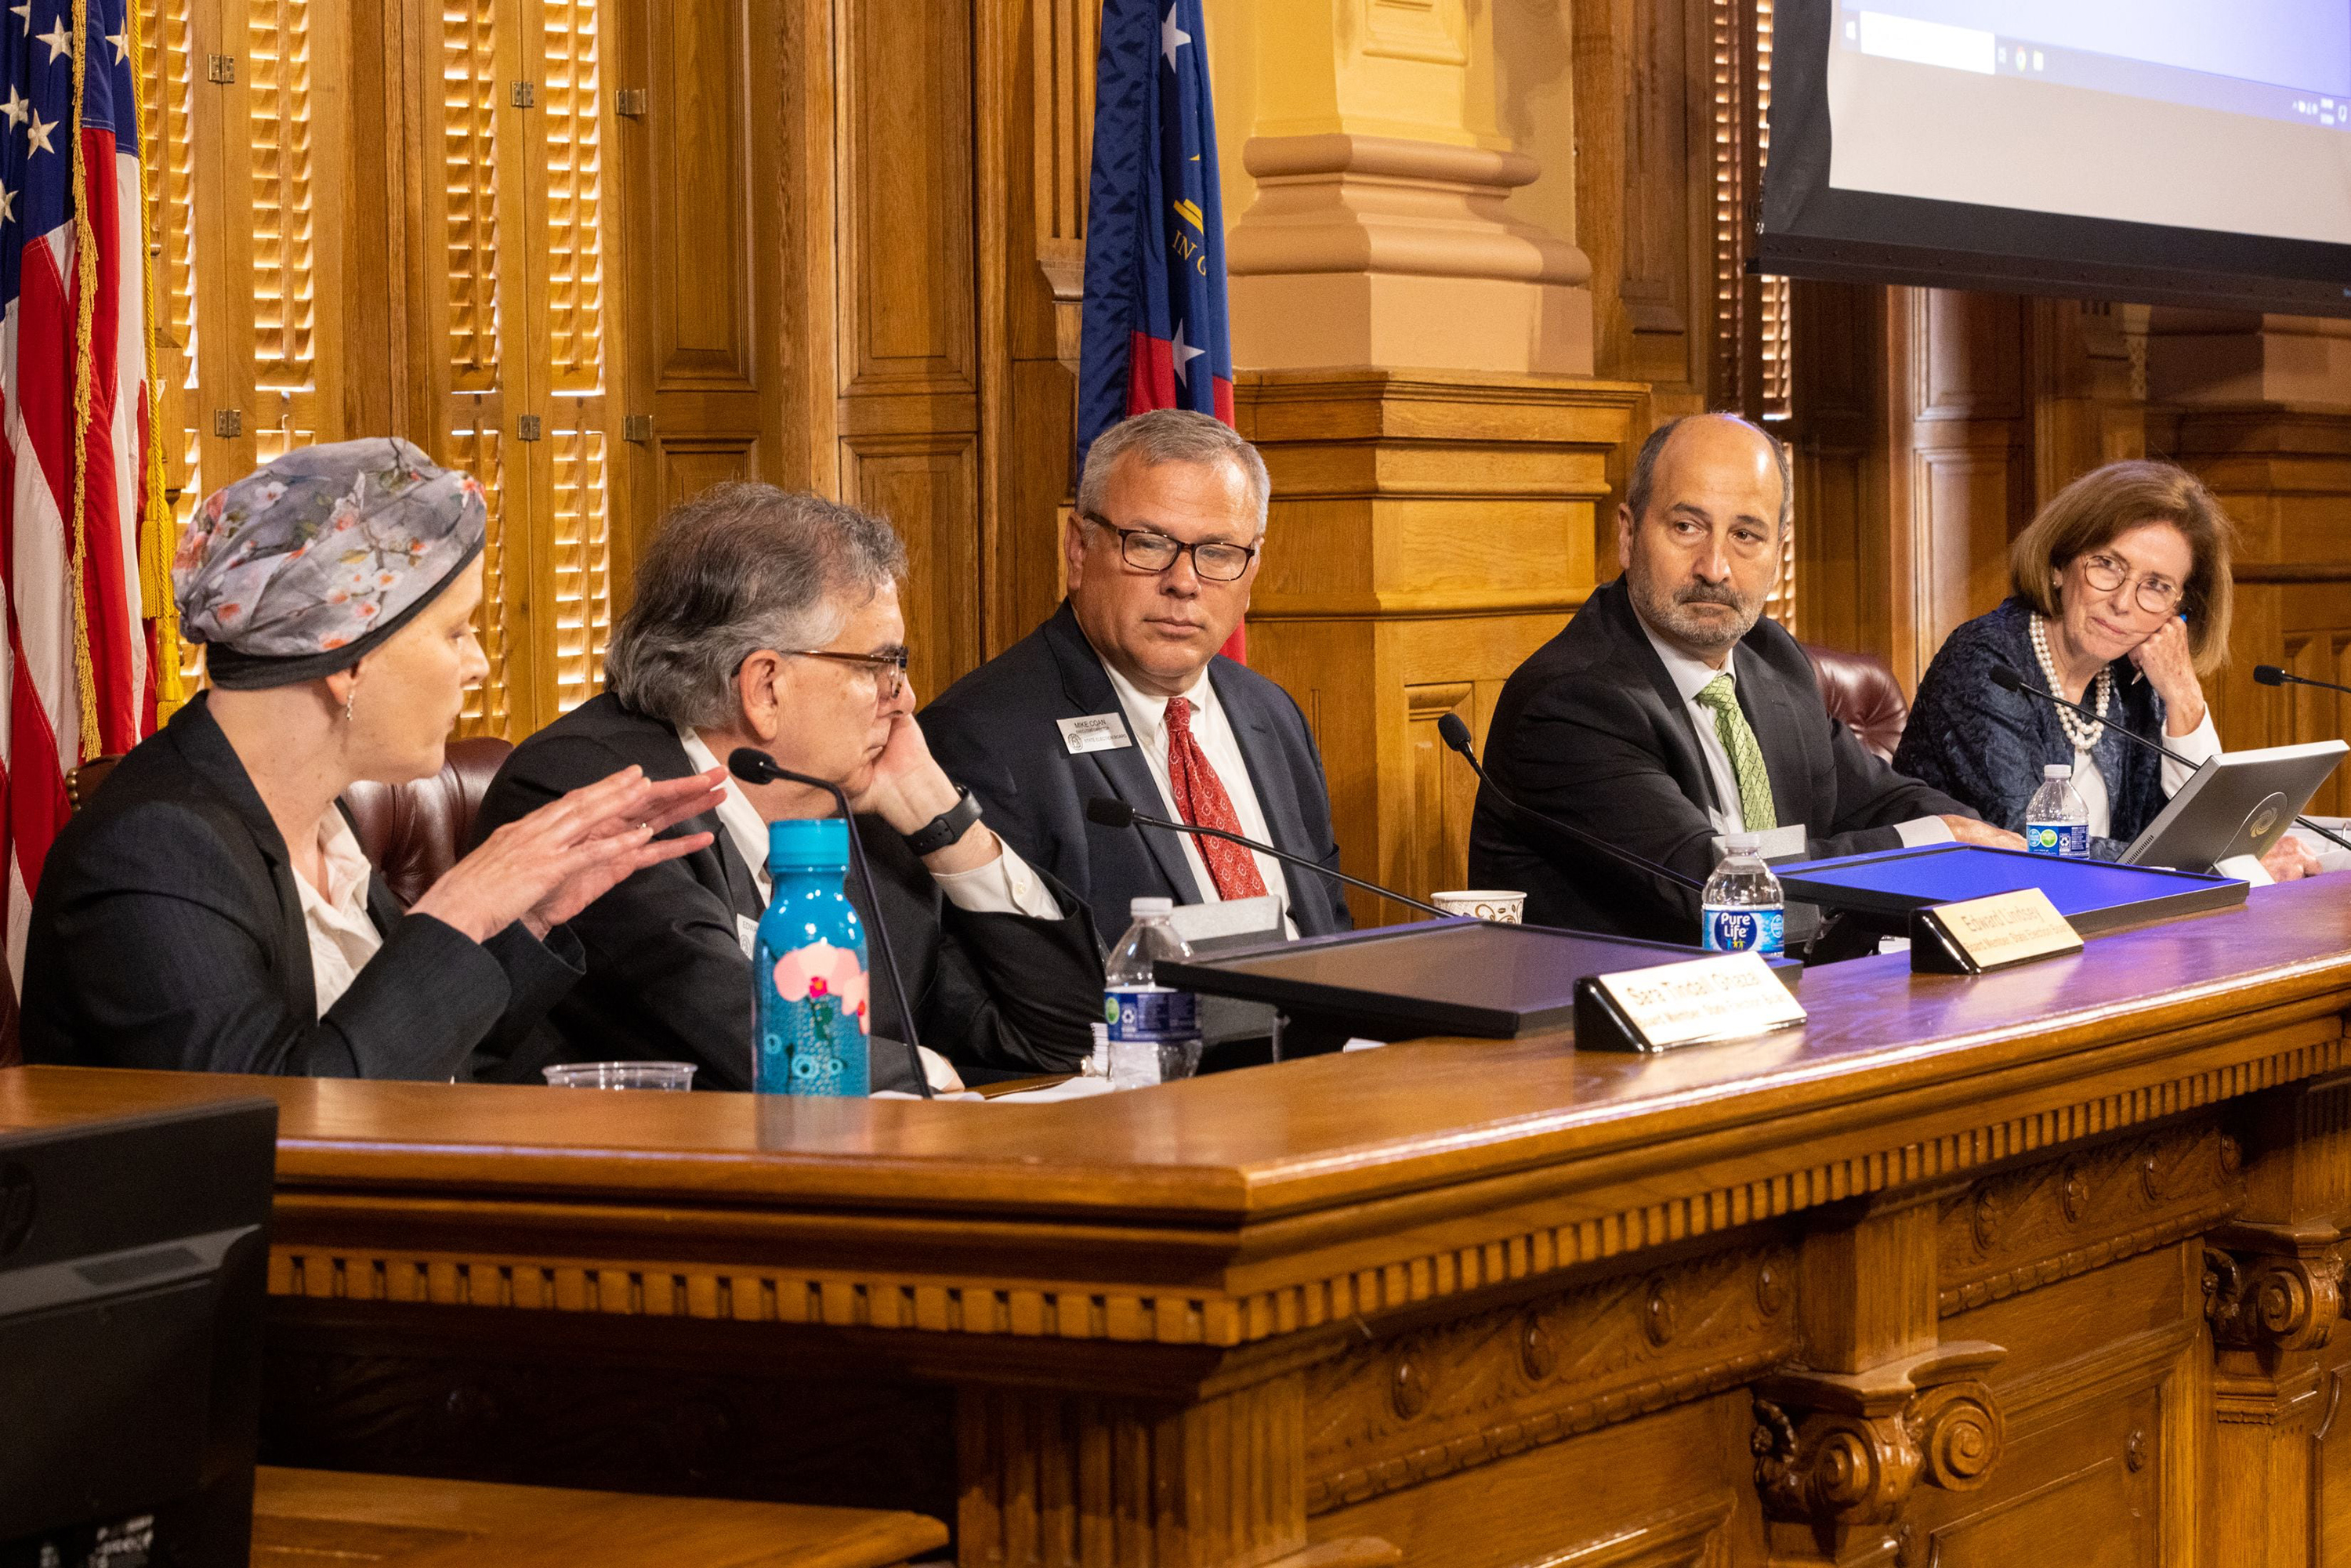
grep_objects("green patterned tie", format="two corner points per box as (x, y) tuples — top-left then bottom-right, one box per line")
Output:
(1694, 673), (1778, 832)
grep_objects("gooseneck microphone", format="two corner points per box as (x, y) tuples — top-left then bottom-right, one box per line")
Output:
(1433, 712), (1708, 893)
(1988, 667), (2351, 856)
(728, 748), (932, 1099)
(2255, 664), (2351, 697)
(1081, 796), (1452, 918)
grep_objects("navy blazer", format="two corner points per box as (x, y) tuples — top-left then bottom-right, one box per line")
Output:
(1468, 577), (1971, 941)
(473, 693), (1105, 1090)
(922, 601), (1352, 943)
(1895, 597), (2172, 859)
(21, 693), (581, 1079)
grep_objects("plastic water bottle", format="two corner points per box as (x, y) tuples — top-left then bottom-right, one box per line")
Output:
(1701, 833), (1785, 957)
(1103, 897), (1202, 1088)
(752, 818), (871, 1096)
(2026, 763), (2090, 859)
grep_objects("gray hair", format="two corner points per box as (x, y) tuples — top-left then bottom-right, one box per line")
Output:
(1076, 409), (1270, 535)
(1625, 414), (1793, 534)
(604, 483), (907, 729)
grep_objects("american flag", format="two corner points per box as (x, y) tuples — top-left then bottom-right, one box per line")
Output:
(1, 0), (158, 1001)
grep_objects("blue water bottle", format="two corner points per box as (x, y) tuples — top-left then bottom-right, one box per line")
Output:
(752, 818), (871, 1096)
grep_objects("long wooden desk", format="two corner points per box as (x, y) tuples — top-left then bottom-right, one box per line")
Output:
(13, 878), (2351, 1567)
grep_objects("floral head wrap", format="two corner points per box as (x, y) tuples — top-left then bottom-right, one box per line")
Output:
(172, 438), (487, 690)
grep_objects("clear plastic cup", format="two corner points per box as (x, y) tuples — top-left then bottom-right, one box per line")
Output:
(542, 1061), (697, 1091)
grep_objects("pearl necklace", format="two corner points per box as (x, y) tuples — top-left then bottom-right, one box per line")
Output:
(2028, 613), (2110, 751)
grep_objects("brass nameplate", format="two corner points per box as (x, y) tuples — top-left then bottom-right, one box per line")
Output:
(1577, 951), (1806, 1054)
(1911, 886), (2082, 975)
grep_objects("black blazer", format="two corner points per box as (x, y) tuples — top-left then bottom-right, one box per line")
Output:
(1468, 577), (1971, 940)
(472, 693), (1104, 1091)
(922, 601), (1352, 943)
(20, 693), (581, 1079)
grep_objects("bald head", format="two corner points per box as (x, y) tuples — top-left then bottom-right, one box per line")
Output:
(1617, 415), (1789, 665)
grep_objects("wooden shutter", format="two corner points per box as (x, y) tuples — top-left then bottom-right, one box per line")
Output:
(422, 0), (620, 738)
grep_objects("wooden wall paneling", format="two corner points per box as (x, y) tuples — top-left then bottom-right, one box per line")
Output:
(1570, 0), (1708, 407)
(835, 0), (984, 695)
(995, 0), (1096, 653)
(1785, 280), (1890, 665)
(840, 436), (983, 706)
(1886, 288), (2034, 690)
(607, 0), (805, 585)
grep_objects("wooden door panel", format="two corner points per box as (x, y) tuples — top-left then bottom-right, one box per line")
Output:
(842, 436), (981, 704)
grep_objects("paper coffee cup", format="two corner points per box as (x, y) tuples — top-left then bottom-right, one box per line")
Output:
(1432, 889), (1525, 923)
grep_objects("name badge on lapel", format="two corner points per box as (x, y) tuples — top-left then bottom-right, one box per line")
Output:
(735, 914), (758, 960)
(1059, 713), (1133, 755)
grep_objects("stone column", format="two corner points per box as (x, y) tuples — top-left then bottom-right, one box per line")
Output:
(1208, 0), (1622, 916)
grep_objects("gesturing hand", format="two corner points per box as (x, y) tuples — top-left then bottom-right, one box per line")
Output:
(413, 766), (726, 944)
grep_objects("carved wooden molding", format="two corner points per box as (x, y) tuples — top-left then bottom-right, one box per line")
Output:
(1939, 1120), (2244, 1316)
(2204, 1222), (2346, 1353)
(1751, 1343), (2006, 1528)
(266, 1021), (2342, 1349)
(1305, 1245), (1796, 1512)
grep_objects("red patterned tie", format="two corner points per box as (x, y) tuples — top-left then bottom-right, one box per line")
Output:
(1163, 697), (1268, 900)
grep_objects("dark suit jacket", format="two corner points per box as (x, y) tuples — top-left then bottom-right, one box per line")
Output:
(921, 601), (1352, 943)
(473, 694), (1103, 1091)
(1468, 577), (1971, 940)
(21, 693), (581, 1079)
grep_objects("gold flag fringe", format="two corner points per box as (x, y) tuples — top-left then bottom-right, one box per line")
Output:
(126, 0), (183, 714)
(65, 0), (103, 762)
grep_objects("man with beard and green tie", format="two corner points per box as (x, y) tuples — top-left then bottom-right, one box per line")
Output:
(1468, 414), (2017, 943)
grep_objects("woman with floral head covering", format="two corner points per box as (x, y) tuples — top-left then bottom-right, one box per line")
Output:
(21, 438), (723, 1078)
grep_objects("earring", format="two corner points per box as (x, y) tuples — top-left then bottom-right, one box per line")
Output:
(343, 686), (357, 725)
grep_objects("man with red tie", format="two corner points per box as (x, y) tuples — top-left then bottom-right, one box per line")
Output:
(924, 410), (1352, 941)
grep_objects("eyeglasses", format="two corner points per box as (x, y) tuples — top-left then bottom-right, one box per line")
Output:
(1081, 514), (1258, 583)
(779, 646), (909, 702)
(2076, 552), (2185, 616)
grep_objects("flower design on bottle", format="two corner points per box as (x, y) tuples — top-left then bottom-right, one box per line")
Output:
(759, 940), (871, 1094)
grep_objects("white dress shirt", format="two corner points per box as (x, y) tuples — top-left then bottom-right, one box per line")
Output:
(1638, 621), (1952, 849)
(2072, 708), (2220, 840)
(294, 810), (384, 1016)
(1099, 660), (1299, 939)
(678, 729), (1061, 920)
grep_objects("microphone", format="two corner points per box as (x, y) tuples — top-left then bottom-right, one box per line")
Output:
(1081, 796), (1453, 918)
(1987, 667), (2351, 855)
(1433, 712), (1707, 893)
(727, 748), (932, 1099)
(2255, 664), (2351, 697)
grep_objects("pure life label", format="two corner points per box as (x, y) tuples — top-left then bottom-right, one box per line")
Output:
(1704, 907), (1784, 954)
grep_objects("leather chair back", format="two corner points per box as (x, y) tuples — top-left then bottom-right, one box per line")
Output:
(1799, 641), (1910, 763)
(342, 737), (514, 907)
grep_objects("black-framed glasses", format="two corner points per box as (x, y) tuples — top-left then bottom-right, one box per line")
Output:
(1081, 513), (1258, 583)
(778, 646), (909, 702)
(2076, 552), (2185, 615)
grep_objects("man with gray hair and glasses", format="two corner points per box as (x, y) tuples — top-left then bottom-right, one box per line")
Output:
(475, 483), (1103, 1092)
(926, 408), (1350, 943)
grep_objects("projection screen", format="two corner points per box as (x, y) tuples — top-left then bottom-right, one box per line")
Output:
(1758, 0), (2351, 314)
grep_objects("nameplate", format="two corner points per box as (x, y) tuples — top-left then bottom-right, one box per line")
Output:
(1574, 951), (1806, 1054)
(1910, 887), (2082, 975)
(1059, 713), (1133, 755)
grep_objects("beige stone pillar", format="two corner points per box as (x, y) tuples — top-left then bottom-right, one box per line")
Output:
(1214, 0), (1594, 376)
(1202, 2), (1631, 919)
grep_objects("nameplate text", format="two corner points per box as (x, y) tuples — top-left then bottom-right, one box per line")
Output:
(1586, 951), (1806, 1051)
(1915, 886), (2081, 973)
(1059, 713), (1133, 755)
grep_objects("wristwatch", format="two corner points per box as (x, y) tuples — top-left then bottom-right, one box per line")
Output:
(903, 785), (983, 856)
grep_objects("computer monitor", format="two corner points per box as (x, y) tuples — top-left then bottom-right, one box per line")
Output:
(2120, 740), (2349, 871)
(1, 1096), (278, 1568)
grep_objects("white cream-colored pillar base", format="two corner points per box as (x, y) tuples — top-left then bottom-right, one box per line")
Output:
(1226, 132), (1595, 376)
(1229, 270), (1592, 375)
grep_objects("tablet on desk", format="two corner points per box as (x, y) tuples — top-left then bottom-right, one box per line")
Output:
(1773, 843), (2246, 936)
(2119, 740), (2348, 871)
